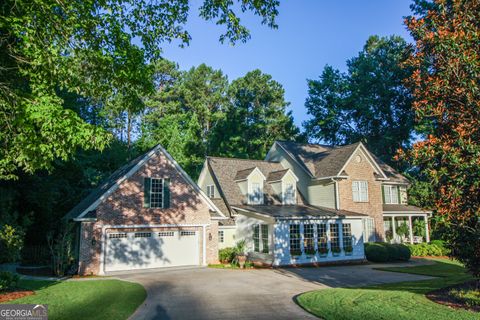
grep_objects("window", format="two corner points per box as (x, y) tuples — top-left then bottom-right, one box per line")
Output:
(206, 185), (215, 198)
(383, 185), (399, 204)
(253, 225), (260, 252)
(218, 230), (224, 243)
(249, 182), (263, 204)
(261, 225), (269, 253)
(317, 224), (328, 251)
(342, 223), (352, 250)
(134, 232), (152, 238)
(363, 218), (376, 242)
(180, 231), (196, 236)
(330, 223), (340, 250)
(304, 224), (314, 253)
(158, 231), (174, 237)
(289, 224), (301, 254)
(284, 183), (296, 205)
(151, 178), (164, 208)
(109, 233), (127, 239)
(352, 181), (368, 202)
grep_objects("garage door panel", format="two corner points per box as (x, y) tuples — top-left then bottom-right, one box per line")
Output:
(105, 230), (199, 272)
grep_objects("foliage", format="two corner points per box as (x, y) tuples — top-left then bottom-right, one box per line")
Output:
(290, 250), (303, 257)
(331, 247), (341, 254)
(0, 271), (19, 292)
(0, 224), (25, 263)
(413, 219), (426, 238)
(344, 246), (353, 253)
(305, 248), (317, 255)
(364, 242), (411, 262)
(297, 258), (475, 320)
(430, 240), (450, 255)
(303, 35), (416, 165)
(219, 247), (236, 263)
(395, 222), (410, 238)
(318, 247), (329, 255)
(406, 243), (446, 257)
(0, 0), (280, 179)
(449, 285), (480, 308)
(401, 0), (480, 277)
(47, 223), (74, 276)
(11, 279), (146, 320)
(231, 240), (247, 266)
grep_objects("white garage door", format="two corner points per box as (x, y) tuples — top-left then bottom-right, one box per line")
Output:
(105, 230), (199, 272)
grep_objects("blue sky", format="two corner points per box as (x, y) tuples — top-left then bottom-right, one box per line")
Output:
(161, 1), (413, 128)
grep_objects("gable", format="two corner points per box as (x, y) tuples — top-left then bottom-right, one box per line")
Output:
(339, 144), (388, 180)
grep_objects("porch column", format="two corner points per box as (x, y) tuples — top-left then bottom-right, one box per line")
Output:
(391, 216), (397, 243)
(425, 215), (430, 243)
(408, 215), (414, 244)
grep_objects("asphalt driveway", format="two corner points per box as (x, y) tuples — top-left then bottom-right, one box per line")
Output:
(115, 262), (433, 320)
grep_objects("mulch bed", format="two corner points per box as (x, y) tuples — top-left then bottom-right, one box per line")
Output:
(426, 280), (480, 313)
(0, 290), (35, 303)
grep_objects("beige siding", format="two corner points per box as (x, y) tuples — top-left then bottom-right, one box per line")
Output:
(218, 227), (237, 249)
(199, 167), (218, 198)
(307, 182), (336, 208)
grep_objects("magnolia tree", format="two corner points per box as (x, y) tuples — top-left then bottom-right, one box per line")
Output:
(400, 0), (480, 277)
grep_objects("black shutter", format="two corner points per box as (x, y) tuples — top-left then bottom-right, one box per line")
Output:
(143, 177), (151, 208)
(163, 178), (170, 209)
(381, 185), (385, 204)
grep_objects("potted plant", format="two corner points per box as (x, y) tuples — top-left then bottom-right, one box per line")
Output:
(318, 247), (329, 257)
(304, 248), (316, 257)
(290, 249), (302, 258)
(232, 240), (247, 268)
(344, 245), (353, 256)
(331, 247), (341, 256)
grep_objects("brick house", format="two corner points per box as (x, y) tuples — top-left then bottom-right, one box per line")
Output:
(66, 145), (226, 275)
(198, 141), (431, 266)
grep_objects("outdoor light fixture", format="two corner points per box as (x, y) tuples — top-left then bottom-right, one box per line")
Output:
(209, 233), (212, 241)
(91, 236), (96, 246)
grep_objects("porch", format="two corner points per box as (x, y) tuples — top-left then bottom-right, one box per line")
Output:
(383, 213), (430, 244)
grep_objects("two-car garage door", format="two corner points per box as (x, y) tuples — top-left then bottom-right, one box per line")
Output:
(105, 230), (199, 272)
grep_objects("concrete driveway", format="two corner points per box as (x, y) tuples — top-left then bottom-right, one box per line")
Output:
(115, 262), (433, 320)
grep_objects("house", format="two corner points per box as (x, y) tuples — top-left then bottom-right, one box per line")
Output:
(65, 144), (226, 275)
(197, 141), (431, 266)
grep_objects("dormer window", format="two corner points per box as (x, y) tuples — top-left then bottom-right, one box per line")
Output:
(284, 183), (296, 205)
(249, 182), (263, 204)
(206, 185), (215, 198)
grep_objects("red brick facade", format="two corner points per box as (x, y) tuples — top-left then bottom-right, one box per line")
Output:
(78, 150), (219, 275)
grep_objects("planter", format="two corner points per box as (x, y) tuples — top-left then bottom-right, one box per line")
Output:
(304, 250), (316, 258)
(344, 251), (353, 256)
(331, 248), (341, 257)
(236, 254), (247, 269)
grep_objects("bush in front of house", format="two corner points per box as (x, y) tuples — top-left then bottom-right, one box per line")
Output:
(429, 240), (450, 255)
(0, 224), (25, 263)
(219, 247), (236, 263)
(0, 271), (20, 292)
(406, 242), (446, 257)
(364, 242), (411, 262)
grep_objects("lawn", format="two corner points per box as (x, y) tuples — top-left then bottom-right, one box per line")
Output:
(2, 279), (146, 320)
(296, 258), (478, 320)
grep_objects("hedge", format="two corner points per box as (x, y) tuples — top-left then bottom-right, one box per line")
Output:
(406, 242), (449, 257)
(364, 242), (411, 262)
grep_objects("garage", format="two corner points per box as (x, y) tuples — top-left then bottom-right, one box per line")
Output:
(105, 229), (200, 272)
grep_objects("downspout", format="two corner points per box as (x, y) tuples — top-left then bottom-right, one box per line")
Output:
(334, 179), (340, 210)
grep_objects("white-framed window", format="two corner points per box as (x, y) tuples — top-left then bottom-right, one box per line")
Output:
(151, 178), (164, 208)
(206, 185), (215, 198)
(218, 230), (224, 243)
(249, 182), (263, 204)
(304, 224), (314, 253)
(158, 231), (174, 237)
(330, 223), (340, 250)
(261, 225), (269, 253)
(352, 181), (368, 202)
(134, 232), (152, 238)
(289, 224), (301, 255)
(109, 233), (127, 239)
(342, 223), (352, 249)
(383, 185), (399, 204)
(317, 224), (328, 251)
(253, 225), (260, 252)
(284, 183), (296, 205)
(363, 218), (376, 242)
(180, 231), (196, 236)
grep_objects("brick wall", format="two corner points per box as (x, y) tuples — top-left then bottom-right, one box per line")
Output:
(337, 149), (385, 241)
(78, 150), (218, 275)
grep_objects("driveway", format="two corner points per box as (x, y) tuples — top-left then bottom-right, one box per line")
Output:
(115, 262), (433, 320)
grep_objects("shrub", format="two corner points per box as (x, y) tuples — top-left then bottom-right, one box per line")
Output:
(365, 242), (411, 262)
(365, 243), (390, 262)
(430, 240), (450, 255)
(406, 243), (446, 257)
(0, 271), (19, 292)
(0, 225), (25, 263)
(219, 247), (236, 263)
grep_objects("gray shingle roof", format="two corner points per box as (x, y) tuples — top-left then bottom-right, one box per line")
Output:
(234, 167), (257, 181)
(266, 169), (290, 182)
(207, 157), (305, 207)
(277, 141), (408, 183)
(233, 205), (367, 219)
(383, 204), (430, 213)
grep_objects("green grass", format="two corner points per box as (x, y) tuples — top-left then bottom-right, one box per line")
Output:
(296, 258), (478, 320)
(2, 279), (146, 320)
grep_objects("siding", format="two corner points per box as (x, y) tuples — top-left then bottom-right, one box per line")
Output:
(307, 182), (336, 208)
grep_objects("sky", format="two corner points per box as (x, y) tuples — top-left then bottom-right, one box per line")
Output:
(161, 0), (413, 128)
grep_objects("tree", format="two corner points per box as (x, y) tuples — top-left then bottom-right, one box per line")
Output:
(303, 36), (415, 165)
(401, 0), (480, 277)
(0, 0), (280, 179)
(211, 70), (300, 159)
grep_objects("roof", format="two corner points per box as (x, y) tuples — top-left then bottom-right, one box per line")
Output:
(276, 141), (407, 183)
(234, 167), (257, 181)
(66, 144), (224, 221)
(207, 157), (305, 207)
(233, 205), (367, 219)
(383, 204), (430, 213)
(266, 169), (290, 182)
